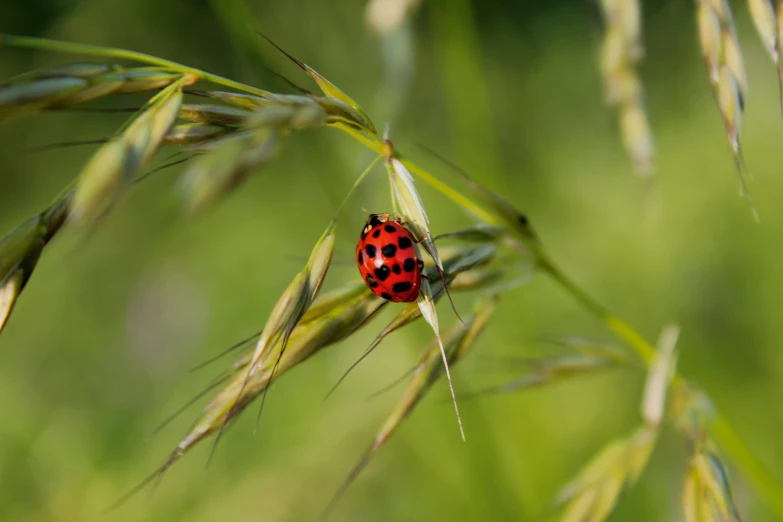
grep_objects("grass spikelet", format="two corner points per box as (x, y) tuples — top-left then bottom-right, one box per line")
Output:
(178, 129), (282, 211)
(557, 425), (656, 522)
(211, 222), (335, 455)
(0, 218), (44, 333)
(257, 32), (376, 135)
(322, 296), (499, 518)
(598, 0), (655, 175)
(682, 443), (743, 522)
(0, 77), (86, 119)
(0, 65), (184, 121)
(69, 78), (185, 224)
(246, 221), (336, 379)
(0, 192), (70, 334)
(245, 95), (328, 130)
(696, 0), (756, 217)
(178, 95), (353, 209)
(618, 102), (655, 176)
(641, 324), (679, 426)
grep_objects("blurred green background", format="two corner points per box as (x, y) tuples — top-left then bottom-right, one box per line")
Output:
(2, 0), (783, 521)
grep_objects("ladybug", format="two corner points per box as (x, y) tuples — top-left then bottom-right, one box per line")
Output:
(356, 213), (424, 302)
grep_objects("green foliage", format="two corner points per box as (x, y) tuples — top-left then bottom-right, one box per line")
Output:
(1, 1), (783, 522)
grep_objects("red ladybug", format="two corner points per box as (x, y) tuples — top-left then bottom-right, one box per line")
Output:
(356, 213), (424, 302)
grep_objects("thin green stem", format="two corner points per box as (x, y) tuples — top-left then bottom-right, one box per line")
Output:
(0, 34), (269, 97)
(333, 124), (384, 152)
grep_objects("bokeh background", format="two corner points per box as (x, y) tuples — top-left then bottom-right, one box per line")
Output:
(2, 0), (783, 521)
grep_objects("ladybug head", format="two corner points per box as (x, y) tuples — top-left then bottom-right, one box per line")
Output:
(362, 212), (391, 235)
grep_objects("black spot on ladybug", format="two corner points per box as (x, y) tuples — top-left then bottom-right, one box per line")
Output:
(384, 224), (396, 233)
(357, 251), (363, 264)
(374, 265), (390, 281)
(381, 244), (397, 257)
(365, 274), (379, 288)
(381, 292), (392, 300)
(392, 282), (412, 293)
(392, 264), (401, 274)
(398, 236), (412, 249)
(372, 229), (381, 238)
(365, 244), (377, 258)
(403, 258), (416, 272)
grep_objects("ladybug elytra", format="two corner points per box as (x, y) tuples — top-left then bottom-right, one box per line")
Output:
(356, 213), (423, 302)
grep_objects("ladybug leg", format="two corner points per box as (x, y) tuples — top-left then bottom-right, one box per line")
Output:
(417, 259), (433, 281)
